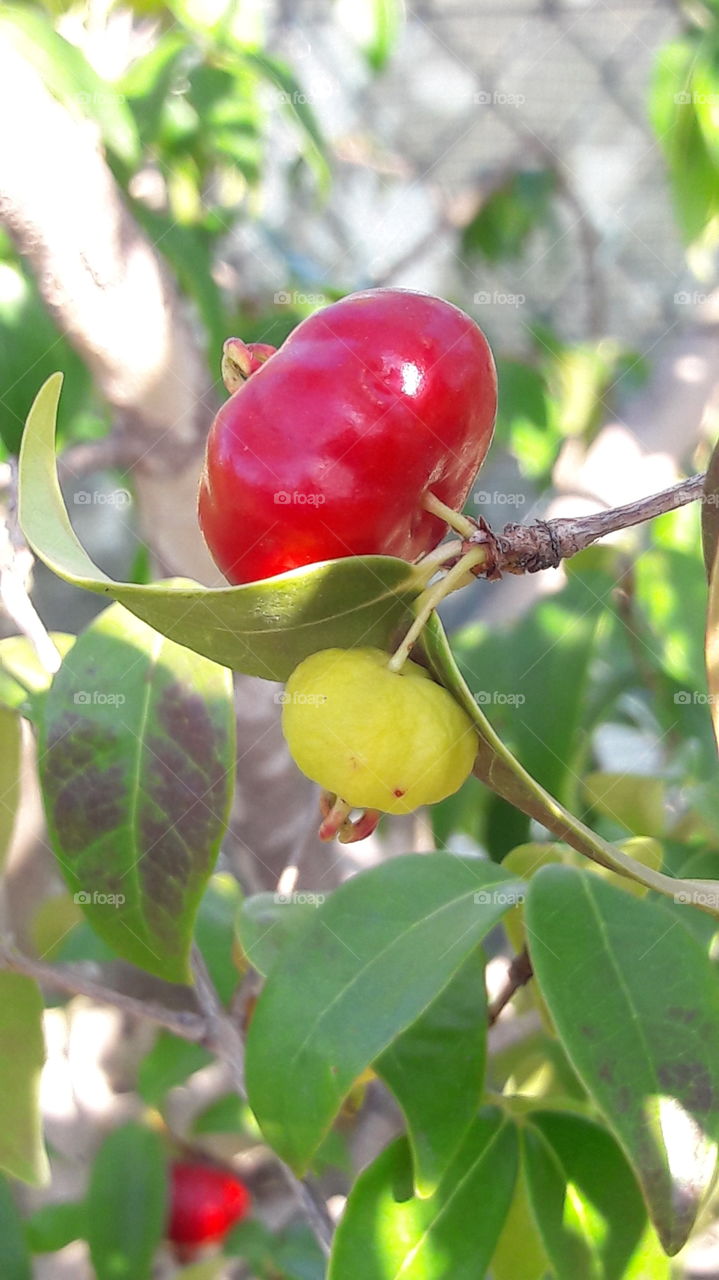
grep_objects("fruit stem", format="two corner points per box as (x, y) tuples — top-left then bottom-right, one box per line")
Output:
(318, 792), (381, 843)
(423, 490), (477, 538)
(412, 538), (464, 585)
(388, 545), (488, 672)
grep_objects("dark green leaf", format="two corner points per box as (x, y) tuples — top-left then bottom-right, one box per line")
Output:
(246, 854), (522, 1172)
(87, 1124), (167, 1280)
(0, 1176), (31, 1279)
(328, 1108), (518, 1279)
(18, 376), (423, 680)
(39, 601), (235, 983)
(524, 1109), (667, 1278)
(193, 1093), (254, 1136)
(375, 947), (487, 1196)
(194, 872), (243, 1003)
(526, 865), (719, 1254)
(0, 975), (48, 1185)
(137, 1033), (213, 1108)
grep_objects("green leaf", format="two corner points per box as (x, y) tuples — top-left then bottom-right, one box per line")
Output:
(462, 170), (555, 262)
(363, 0), (403, 72)
(0, 634), (75, 714)
(328, 1108), (518, 1280)
(87, 1124), (167, 1280)
(194, 872), (243, 1003)
(525, 865), (719, 1254)
(650, 38), (719, 244)
(38, 601), (235, 983)
(524, 1110), (668, 1279)
(0, 710), (21, 870)
(245, 854), (522, 1173)
(0, 1176), (31, 1279)
(491, 1156), (548, 1280)
(193, 1093), (256, 1136)
(24, 1200), (86, 1254)
(375, 947), (487, 1197)
(236, 891), (324, 976)
(138, 1033), (213, 1108)
(18, 376), (423, 680)
(0, 974), (48, 1186)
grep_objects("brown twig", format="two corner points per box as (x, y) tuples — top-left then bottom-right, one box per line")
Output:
(463, 473), (705, 578)
(487, 949), (534, 1026)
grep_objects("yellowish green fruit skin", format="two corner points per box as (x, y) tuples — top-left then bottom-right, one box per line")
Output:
(281, 647), (477, 815)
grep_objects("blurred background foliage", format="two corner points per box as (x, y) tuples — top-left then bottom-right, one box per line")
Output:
(2, 0), (719, 1276)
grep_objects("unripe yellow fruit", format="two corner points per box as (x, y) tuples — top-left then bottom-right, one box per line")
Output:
(281, 647), (477, 815)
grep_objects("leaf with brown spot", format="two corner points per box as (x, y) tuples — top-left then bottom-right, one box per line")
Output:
(39, 602), (235, 983)
(526, 865), (719, 1255)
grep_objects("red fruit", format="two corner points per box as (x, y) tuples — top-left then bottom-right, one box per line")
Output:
(167, 1161), (251, 1247)
(198, 288), (497, 584)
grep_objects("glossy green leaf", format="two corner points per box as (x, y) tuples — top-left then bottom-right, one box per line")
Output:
(24, 1200), (86, 1254)
(0, 1176), (31, 1280)
(0, 710), (21, 871)
(0, 974), (48, 1185)
(38, 601), (235, 983)
(138, 1032), (213, 1108)
(245, 854), (522, 1172)
(375, 948), (487, 1197)
(87, 1124), (167, 1280)
(524, 1110), (668, 1279)
(18, 376), (423, 681)
(328, 1108), (517, 1280)
(526, 865), (719, 1254)
(236, 891), (323, 976)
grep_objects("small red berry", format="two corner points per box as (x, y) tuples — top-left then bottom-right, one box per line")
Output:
(167, 1161), (251, 1247)
(198, 288), (496, 584)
